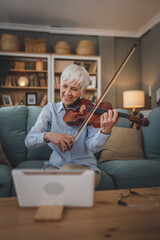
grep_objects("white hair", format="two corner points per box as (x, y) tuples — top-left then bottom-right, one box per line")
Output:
(60, 64), (90, 92)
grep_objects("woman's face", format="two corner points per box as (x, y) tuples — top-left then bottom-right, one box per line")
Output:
(60, 81), (85, 109)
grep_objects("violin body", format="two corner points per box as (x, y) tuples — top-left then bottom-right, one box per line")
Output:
(64, 99), (113, 128)
(63, 98), (150, 128)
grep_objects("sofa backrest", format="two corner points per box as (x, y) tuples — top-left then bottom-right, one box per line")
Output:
(0, 106), (135, 166)
(0, 105), (52, 167)
(26, 106), (52, 160)
(115, 109), (131, 128)
(142, 107), (160, 159)
(0, 106), (27, 167)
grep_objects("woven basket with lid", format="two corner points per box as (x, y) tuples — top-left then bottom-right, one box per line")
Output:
(76, 40), (94, 55)
(54, 41), (71, 54)
(1, 34), (20, 51)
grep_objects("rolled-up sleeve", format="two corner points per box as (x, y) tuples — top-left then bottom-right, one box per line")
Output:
(85, 126), (111, 153)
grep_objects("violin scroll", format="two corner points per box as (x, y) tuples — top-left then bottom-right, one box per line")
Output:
(128, 113), (150, 130)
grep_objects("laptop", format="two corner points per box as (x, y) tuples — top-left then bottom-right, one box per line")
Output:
(12, 169), (95, 207)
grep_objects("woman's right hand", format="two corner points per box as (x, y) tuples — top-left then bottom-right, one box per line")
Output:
(44, 132), (74, 154)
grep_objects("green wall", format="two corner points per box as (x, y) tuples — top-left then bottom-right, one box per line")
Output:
(99, 37), (141, 109)
(141, 22), (160, 109)
(98, 22), (160, 109)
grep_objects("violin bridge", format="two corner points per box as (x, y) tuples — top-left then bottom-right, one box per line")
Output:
(79, 104), (86, 113)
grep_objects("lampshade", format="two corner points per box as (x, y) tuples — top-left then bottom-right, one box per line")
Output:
(123, 90), (145, 111)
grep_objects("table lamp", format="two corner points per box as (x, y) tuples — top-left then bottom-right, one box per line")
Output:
(123, 90), (145, 112)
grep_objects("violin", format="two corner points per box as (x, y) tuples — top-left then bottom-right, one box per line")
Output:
(63, 98), (150, 129)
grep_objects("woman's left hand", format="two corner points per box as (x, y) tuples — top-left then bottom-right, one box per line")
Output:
(100, 109), (119, 135)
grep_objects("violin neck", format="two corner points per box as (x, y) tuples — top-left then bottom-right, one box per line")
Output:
(88, 107), (130, 120)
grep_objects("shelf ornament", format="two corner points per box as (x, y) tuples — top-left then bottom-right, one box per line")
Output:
(18, 76), (29, 87)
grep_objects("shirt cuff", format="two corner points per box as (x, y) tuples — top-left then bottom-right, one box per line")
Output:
(43, 133), (50, 143)
(97, 130), (111, 143)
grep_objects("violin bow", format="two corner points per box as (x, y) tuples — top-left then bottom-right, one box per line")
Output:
(73, 43), (138, 144)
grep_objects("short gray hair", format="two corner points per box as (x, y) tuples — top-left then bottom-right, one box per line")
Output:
(60, 64), (90, 92)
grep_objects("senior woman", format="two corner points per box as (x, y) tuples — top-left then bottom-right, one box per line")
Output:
(25, 64), (119, 187)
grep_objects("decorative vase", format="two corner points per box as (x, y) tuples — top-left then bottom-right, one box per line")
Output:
(36, 59), (44, 71)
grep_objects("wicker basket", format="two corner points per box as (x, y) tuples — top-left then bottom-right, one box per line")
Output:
(25, 38), (46, 53)
(54, 41), (71, 54)
(76, 40), (94, 55)
(15, 62), (25, 70)
(1, 34), (20, 51)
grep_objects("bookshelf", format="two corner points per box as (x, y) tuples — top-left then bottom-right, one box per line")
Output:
(51, 54), (101, 103)
(0, 52), (101, 106)
(0, 51), (50, 106)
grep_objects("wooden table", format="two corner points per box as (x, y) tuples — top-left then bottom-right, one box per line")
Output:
(0, 187), (160, 240)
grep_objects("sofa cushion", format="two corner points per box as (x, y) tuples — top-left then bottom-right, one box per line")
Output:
(96, 168), (115, 191)
(27, 106), (52, 160)
(99, 127), (144, 162)
(16, 160), (46, 169)
(0, 165), (12, 197)
(0, 106), (27, 167)
(142, 107), (160, 159)
(98, 160), (160, 189)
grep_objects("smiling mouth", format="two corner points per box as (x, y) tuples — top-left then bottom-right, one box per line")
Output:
(64, 96), (72, 101)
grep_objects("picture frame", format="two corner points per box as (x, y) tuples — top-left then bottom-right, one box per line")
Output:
(87, 76), (96, 89)
(2, 95), (12, 106)
(26, 92), (37, 105)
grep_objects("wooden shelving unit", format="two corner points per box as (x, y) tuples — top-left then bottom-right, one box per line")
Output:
(0, 52), (101, 107)
(51, 54), (101, 103)
(0, 51), (50, 107)
(9, 69), (48, 73)
(1, 86), (47, 90)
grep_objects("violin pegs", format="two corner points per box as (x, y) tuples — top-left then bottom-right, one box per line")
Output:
(136, 125), (141, 131)
(133, 111), (137, 116)
(139, 113), (144, 119)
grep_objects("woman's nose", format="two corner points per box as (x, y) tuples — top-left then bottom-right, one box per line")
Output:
(65, 87), (71, 95)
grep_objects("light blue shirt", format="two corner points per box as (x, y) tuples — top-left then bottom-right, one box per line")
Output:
(25, 101), (111, 172)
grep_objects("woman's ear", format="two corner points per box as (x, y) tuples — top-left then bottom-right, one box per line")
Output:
(81, 88), (87, 97)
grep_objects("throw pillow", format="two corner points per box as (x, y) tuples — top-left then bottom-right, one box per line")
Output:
(0, 143), (11, 166)
(99, 127), (144, 162)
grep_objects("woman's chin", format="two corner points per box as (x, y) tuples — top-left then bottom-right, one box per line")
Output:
(62, 98), (73, 106)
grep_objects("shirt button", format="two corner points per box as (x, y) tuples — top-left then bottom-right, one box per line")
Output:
(68, 131), (71, 134)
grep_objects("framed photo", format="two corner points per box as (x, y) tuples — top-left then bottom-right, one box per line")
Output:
(87, 76), (96, 89)
(2, 95), (12, 106)
(26, 92), (37, 105)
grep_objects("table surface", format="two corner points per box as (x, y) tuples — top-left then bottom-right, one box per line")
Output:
(0, 187), (160, 240)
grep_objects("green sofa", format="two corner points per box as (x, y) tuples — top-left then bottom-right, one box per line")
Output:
(0, 105), (160, 197)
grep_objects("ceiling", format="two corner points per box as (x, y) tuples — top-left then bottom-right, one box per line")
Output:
(0, 0), (160, 38)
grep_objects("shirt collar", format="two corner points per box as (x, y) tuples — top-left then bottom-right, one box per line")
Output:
(57, 101), (65, 113)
